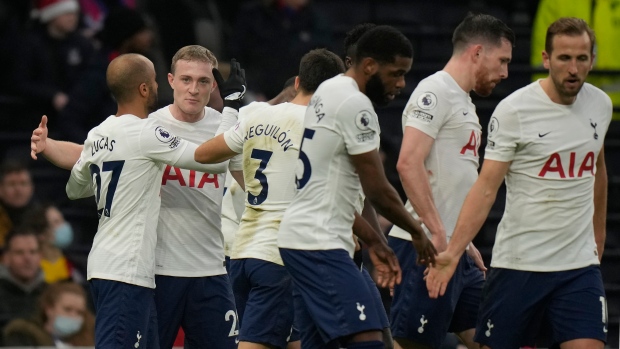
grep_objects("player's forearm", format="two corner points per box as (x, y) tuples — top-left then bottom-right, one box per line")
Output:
(397, 160), (445, 239)
(593, 158), (607, 260)
(176, 143), (229, 174)
(352, 211), (383, 247)
(214, 107), (239, 136)
(44, 139), (83, 170)
(445, 180), (497, 258)
(361, 197), (383, 237)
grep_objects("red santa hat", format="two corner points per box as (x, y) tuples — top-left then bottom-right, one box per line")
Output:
(32, 0), (79, 23)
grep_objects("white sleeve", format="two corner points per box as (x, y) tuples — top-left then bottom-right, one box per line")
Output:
(140, 123), (228, 173)
(338, 96), (380, 155)
(403, 86), (451, 138)
(223, 120), (245, 154)
(215, 106), (239, 136)
(484, 101), (521, 162)
(66, 154), (94, 200)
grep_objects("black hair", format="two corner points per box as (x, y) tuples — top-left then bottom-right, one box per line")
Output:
(298, 49), (345, 93)
(452, 13), (515, 52)
(0, 160), (29, 183)
(344, 23), (377, 59)
(4, 228), (40, 252)
(354, 25), (413, 64)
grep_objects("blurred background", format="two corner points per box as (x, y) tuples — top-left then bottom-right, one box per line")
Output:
(0, 0), (619, 347)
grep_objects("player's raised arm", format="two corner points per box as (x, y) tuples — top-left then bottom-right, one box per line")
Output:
(593, 146), (607, 261)
(31, 115), (83, 170)
(426, 159), (509, 298)
(351, 150), (436, 266)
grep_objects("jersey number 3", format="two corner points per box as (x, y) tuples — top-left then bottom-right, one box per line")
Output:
(248, 149), (272, 206)
(89, 160), (125, 219)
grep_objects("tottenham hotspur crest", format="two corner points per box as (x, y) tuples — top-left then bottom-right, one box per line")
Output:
(590, 119), (598, 140)
(356, 302), (366, 321)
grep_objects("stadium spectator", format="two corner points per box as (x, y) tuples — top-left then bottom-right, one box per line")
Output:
(229, 0), (332, 99)
(2, 281), (94, 346)
(22, 204), (84, 284)
(12, 0), (95, 130)
(428, 17), (610, 348)
(0, 162), (36, 250)
(58, 7), (155, 143)
(0, 229), (47, 334)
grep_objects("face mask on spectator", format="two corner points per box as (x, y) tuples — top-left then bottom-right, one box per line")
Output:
(54, 222), (74, 249)
(52, 315), (83, 337)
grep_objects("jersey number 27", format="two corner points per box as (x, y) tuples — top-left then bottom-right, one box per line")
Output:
(89, 160), (125, 219)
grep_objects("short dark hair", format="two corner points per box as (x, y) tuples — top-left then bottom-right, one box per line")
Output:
(354, 25), (413, 65)
(298, 49), (345, 93)
(0, 160), (30, 183)
(344, 23), (377, 59)
(5, 228), (40, 252)
(452, 13), (515, 52)
(545, 17), (595, 55)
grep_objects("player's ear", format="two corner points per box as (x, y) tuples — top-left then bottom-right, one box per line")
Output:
(139, 82), (148, 97)
(167, 73), (175, 89)
(472, 44), (483, 62)
(542, 51), (550, 70)
(361, 57), (378, 76)
(294, 76), (301, 91)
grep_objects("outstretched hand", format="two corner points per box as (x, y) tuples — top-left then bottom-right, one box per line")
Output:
(367, 241), (402, 289)
(31, 115), (48, 160)
(425, 251), (459, 299)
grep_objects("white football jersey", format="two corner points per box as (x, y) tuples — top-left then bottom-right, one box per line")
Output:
(278, 75), (380, 257)
(67, 114), (217, 288)
(149, 106), (228, 277)
(389, 71), (481, 241)
(224, 102), (306, 265)
(485, 81), (612, 271)
(220, 102), (271, 257)
(221, 171), (245, 257)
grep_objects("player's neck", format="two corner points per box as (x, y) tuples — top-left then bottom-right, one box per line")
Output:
(345, 69), (367, 94)
(539, 78), (577, 105)
(169, 103), (205, 123)
(116, 103), (148, 119)
(443, 58), (474, 93)
(290, 91), (312, 106)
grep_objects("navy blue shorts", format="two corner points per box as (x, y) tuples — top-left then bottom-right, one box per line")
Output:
(280, 248), (383, 347)
(154, 274), (238, 349)
(361, 266), (390, 329)
(475, 265), (607, 348)
(89, 279), (159, 349)
(388, 237), (484, 348)
(229, 258), (299, 349)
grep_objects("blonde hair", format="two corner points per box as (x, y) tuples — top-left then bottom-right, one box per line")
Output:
(170, 45), (218, 74)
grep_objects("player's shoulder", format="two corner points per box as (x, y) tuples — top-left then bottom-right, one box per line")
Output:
(579, 83), (612, 106)
(148, 106), (172, 122)
(496, 81), (539, 111)
(239, 101), (271, 121)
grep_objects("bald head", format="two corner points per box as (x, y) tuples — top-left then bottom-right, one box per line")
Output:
(106, 54), (156, 104)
